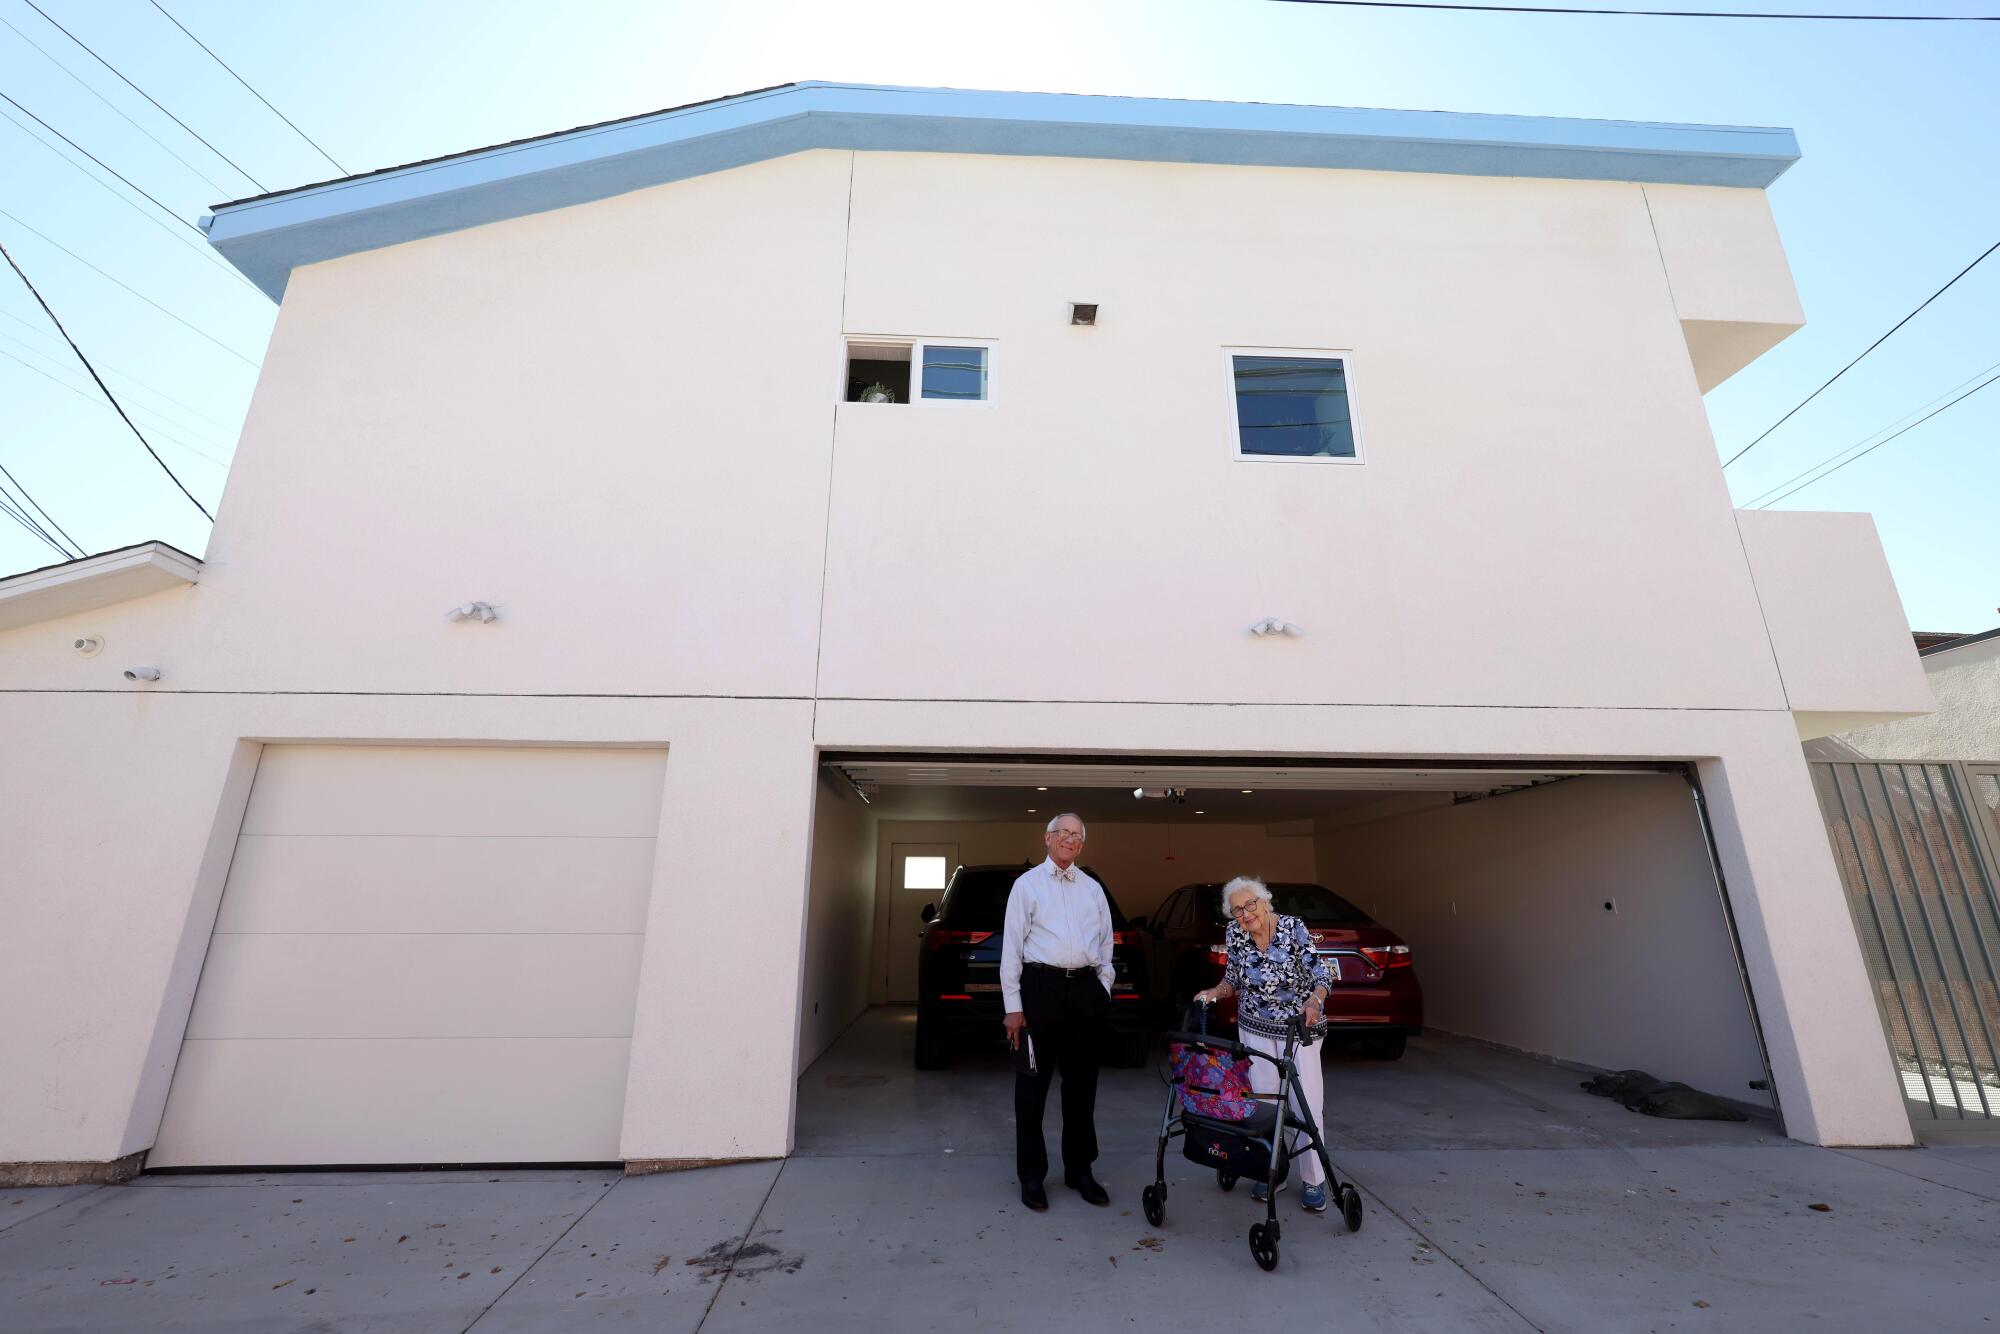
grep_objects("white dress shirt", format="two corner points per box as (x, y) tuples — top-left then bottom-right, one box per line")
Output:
(1000, 858), (1116, 1012)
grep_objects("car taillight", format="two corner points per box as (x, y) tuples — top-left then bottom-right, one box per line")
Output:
(926, 930), (994, 951)
(1359, 944), (1413, 970)
(1207, 945), (1229, 962)
(1112, 931), (1138, 946)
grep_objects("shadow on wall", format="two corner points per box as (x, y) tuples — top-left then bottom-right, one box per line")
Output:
(1312, 775), (1772, 1111)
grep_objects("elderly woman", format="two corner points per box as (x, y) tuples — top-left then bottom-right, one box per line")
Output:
(1193, 876), (1334, 1211)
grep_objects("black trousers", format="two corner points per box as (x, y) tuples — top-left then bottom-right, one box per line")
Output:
(1015, 965), (1110, 1185)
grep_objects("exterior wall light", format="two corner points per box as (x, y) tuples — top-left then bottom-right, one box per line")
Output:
(1249, 617), (1303, 637)
(1069, 303), (1098, 326)
(123, 666), (162, 682)
(447, 601), (499, 623)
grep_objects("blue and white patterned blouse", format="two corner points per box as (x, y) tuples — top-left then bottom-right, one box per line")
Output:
(1224, 913), (1333, 1040)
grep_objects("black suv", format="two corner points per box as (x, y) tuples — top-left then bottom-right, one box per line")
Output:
(915, 862), (1151, 1069)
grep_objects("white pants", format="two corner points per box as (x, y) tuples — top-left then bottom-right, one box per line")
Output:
(1241, 1027), (1326, 1187)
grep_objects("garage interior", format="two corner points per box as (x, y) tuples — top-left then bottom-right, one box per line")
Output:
(797, 754), (1779, 1152)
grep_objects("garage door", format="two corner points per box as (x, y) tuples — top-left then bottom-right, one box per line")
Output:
(149, 745), (667, 1167)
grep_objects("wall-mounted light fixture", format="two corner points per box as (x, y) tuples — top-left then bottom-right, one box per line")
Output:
(1069, 302), (1098, 326)
(1248, 617), (1303, 638)
(123, 666), (161, 682)
(74, 635), (103, 658)
(447, 601), (499, 623)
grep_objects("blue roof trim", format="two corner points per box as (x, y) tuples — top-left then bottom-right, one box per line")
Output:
(205, 82), (1802, 301)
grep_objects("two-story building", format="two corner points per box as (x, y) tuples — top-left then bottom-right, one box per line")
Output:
(0, 83), (1939, 1182)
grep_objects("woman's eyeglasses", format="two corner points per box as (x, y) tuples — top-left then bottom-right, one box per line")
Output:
(1228, 901), (1264, 919)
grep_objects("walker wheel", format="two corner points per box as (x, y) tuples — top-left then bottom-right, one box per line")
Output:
(1340, 1185), (1364, 1232)
(1248, 1222), (1279, 1271)
(1142, 1183), (1165, 1227)
(1217, 1169), (1238, 1193)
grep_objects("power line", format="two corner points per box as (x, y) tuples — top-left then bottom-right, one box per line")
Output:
(1753, 369), (2000, 508)
(0, 206), (262, 368)
(0, 308), (239, 430)
(147, 0), (347, 175)
(0, 87), (203, 236)
(0, 456), (82, 556)
(1737, 357), (2000, 507)
(0, 234), (213, 520)
(1721, 238), (2000, 468)
(0, 489), (72, 558)
(0, 343), (235, 467)
(0, 99), (261, 293)
(17, 0), (265, 191)
(1267, 0), (1998, 19)
(0, 10), (232, 196)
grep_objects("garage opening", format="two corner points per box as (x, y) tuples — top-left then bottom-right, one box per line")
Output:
(794, 754), (1778, 1153)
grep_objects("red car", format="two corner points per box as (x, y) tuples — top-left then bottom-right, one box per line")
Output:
(1144, 881), (1423, 1059)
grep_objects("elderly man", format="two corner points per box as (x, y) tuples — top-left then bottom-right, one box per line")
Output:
(1001, 813), (1115, 1211)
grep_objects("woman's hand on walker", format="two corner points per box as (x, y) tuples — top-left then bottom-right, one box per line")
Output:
(1302, 997), (1324, 1027)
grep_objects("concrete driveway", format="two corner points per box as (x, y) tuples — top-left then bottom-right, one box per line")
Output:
(5, 1008), (1998, 1333)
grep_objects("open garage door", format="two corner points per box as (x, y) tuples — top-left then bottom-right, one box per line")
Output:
(797, 751), (1778, 1141)
(150, 745), (666, 1168)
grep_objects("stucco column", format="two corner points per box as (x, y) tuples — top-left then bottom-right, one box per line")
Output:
(619, 702), (818, 1164)
(1697, 716), (1913, 1146)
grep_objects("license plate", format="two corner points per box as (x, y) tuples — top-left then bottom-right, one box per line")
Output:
(1325, 956), (1341, 982)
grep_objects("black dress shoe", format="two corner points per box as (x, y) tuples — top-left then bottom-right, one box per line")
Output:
(1021, 1182), (1049, 1211)
(1065, 1175), (1110, 1206)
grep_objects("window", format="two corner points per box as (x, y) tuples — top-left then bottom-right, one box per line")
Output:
(844, 338), (992, 405)
(902, 855), (948, 891)
(1228, 351), (1360, 462)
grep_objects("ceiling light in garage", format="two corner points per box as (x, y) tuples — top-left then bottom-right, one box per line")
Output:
(1036, 786), (1048, 791)
(1195, 810), (1205, 815)
(1241, 789), (1254, 794)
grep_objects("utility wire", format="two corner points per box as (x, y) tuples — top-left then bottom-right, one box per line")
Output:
(0, 88), (203, 236)
(0, 206), (261, 368)
(1268, 0), (1999, 19)
(0, 100), (261, 293)
(0, 456), (81, 556)
(1752, 370), (2000, 508)
(0, 11), (231, 196)
(0, 343), (235, 466)
(0, 308), (238, 430)
(148, 0), (346, 175)
(1737, 357), (2000, 508)
(0, 235), (213, 520)
(0, 489), (71, 558)
(1721, 238), (2000, 468)
(17, 0), (265, 192)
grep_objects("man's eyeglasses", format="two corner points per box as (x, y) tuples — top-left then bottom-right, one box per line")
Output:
(1052, 829), (1086, 843)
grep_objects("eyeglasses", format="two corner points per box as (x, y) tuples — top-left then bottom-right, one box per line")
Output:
(1051, 829), (1086, 843)
(1228, 900), (1265, 918)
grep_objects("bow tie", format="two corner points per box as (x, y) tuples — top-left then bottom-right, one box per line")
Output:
(1052, 866), (1076, 883)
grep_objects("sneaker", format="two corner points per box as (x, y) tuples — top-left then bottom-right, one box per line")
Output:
(1301, 1183), (1329, 1213)
(1251, 1178), (1288, 1203)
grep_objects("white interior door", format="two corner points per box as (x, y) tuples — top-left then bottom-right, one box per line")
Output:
(149, 744), (667, 1167)
(884, 842), (958, 1003)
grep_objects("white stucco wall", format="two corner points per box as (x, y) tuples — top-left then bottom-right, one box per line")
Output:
(0, 147), (1926, 1164)
(1806, 635), (2000, 763)
(1314, 775), (1771, 1106)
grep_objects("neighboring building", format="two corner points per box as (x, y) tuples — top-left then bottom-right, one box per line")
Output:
(0, 83), (1939, 1180)
(1809, 628), (2000, 764)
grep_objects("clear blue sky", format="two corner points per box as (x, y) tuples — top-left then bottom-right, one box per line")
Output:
(2, 0), (1994, 631)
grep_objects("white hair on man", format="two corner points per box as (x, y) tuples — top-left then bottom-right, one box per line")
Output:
(1045, 813), (1087, 836)
(1220, 875), (1271, 914)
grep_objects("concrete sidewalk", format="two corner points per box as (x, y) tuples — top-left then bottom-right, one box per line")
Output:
(5, 1012), (1997, 1333)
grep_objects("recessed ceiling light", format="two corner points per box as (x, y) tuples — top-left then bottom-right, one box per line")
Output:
(1027, 808), (1037, 813)
(1241, 789), (1254, 794)
(1036, 786), (1048, 791)
(1195, 810), (1205, 815)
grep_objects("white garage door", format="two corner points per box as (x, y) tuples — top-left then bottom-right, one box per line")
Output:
(149, 745), (667, 1167)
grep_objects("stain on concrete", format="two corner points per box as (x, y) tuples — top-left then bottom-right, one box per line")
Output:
(683, 1236), (804, 1281)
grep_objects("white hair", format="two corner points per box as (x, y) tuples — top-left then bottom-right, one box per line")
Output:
(1045, 813), (1087, 836)
(1221, 876), (1271, 914)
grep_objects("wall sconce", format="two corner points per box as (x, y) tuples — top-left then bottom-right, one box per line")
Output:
(123, 666), (162, 682)
(447, 602), (499, 624)
(1069, 303), (1098, 326)
(1249, 617), (1303, 638)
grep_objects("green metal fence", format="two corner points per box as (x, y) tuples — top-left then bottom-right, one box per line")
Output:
(1810, 761), (2000, 1127)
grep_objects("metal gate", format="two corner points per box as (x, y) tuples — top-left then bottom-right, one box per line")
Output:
(1810, 761), (2000, 1130)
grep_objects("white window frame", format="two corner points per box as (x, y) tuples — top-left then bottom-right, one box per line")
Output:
(840, 335), (997, 408)
(1222, 345), (1366, 466)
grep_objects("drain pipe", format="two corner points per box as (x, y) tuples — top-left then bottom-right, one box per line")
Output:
(1684, 764), (1787, 1138)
